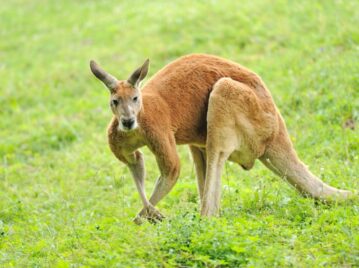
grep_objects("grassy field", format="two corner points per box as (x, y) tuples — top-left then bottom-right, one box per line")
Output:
(1, 0), (359, 267)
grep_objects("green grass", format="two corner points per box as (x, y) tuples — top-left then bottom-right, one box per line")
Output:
(1, 0), (358, 266)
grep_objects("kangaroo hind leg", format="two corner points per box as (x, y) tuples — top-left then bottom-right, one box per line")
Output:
(189, 146), (207, 205)
(202, 146), (232, 217)
(201, 78), (248, 217)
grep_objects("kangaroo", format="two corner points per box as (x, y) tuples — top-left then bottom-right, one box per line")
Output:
(90, 54), (353, 223)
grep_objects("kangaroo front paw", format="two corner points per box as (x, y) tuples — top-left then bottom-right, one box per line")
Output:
(133, 204), (165, 225)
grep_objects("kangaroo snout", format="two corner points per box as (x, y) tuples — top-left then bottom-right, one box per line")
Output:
(121, 117), (136, 130)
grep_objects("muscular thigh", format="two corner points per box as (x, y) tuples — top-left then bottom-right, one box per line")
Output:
(207, 77), (276, 167)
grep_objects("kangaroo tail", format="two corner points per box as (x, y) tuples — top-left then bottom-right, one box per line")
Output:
(260, 116), (353, 201)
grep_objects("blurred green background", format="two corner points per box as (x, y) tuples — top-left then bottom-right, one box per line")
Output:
(0, 0), (358, 267)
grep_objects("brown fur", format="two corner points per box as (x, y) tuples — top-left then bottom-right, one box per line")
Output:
(90, 54), (353, 222)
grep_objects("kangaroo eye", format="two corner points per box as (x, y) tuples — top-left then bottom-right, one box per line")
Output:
(133, 96), (138, 102)
(111, 99), (119, 106)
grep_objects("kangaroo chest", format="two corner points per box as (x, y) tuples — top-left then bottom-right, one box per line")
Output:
(108, 121), (147, 156)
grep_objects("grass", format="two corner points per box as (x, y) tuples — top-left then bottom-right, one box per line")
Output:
(0, 0), (358, 266)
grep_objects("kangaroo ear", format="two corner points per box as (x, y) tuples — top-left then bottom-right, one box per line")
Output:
(90, 60), (118, 92)
(127, 59), (150, 87)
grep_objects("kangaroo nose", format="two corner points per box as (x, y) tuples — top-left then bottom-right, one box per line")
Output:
(121, 118), (135, 129)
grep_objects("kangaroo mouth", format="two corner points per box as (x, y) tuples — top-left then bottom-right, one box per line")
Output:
(118, 122), (138, 132)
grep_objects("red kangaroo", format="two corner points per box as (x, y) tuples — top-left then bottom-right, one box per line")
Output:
(90, 54), (353, 223)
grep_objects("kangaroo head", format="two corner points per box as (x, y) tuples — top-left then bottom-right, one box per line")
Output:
(90, 59), (149, 132)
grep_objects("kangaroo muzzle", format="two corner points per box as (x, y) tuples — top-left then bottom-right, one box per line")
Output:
(120, 117), (136, 131)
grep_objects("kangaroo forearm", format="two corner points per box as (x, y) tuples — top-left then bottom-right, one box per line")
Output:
(148, 175), (178, 206)
(129, 165), (150, 207)
(127, 152), (151, 207)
